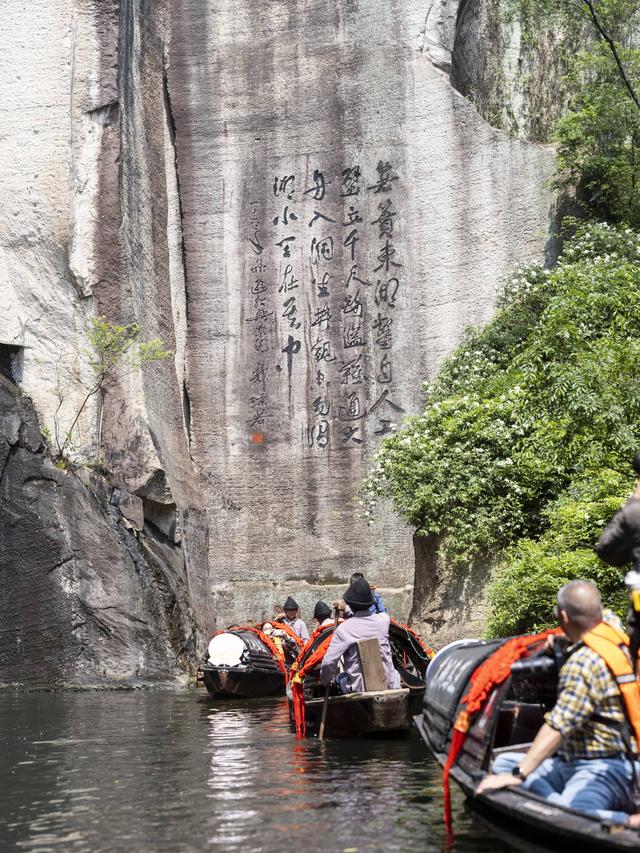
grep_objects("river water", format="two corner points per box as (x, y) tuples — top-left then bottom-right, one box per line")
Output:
(0, 691), (514, 853)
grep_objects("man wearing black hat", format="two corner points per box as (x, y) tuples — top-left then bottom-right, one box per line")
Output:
(319, 577), (401, 694)
(278, 596), (310, 641)
(313, 601), (334, 628)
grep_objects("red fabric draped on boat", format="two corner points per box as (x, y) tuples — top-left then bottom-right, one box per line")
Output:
(442, 627), (561, 831)
(290, 632), (335, 737)
(271, 620), (306, 649)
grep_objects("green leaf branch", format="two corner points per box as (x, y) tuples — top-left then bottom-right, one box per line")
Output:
(54, 317), (172, 462)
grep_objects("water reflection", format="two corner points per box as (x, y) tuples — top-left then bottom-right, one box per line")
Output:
(0, 692), (513, 852)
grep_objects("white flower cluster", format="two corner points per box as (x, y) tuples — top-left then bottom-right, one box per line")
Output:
(562, 222), (640, 267)
(497, 261), (551, 308)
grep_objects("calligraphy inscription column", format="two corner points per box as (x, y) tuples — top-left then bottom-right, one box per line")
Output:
(245, 199), (274, 444)
(336, 157), (407, 449)
(242, 156), (406, 451)
(368, 159), (405, 436)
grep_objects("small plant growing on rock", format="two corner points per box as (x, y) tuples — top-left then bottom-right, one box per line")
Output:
(54, 317), (171, 465)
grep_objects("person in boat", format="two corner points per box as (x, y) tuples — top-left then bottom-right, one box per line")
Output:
(596, 452), (640, 663)
(319, 577), (401, 694)
(478, 580), (640, 828)
(276, 596), (310, 641)
(596, 452), (640, 572)
(349, 572), (387, 614)
(313, 601), (334, 628)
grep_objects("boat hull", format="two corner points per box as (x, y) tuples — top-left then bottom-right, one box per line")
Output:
(414, 634), (640, 851)
(298, 687), (423, 738)
(202, 665), (285, 699)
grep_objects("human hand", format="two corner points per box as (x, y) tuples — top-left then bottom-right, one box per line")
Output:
(333, 599), (346, 612)
(544, 634), (568, 654)
(628, 813), (640, 830)
(476, 773), (522, 795)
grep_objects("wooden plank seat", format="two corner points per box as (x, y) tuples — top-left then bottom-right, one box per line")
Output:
(306, 688), (410, 705)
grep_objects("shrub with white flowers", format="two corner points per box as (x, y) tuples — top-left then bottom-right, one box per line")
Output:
(362, 221), (640, 635)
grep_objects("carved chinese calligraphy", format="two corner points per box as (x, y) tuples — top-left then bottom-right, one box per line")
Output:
(243, 159), (406, 451)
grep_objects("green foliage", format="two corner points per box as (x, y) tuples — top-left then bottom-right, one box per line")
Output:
(85, 317), (172, 377)
(531, 0), (640, 225)
(555, 45), (640, 226)
(363, 222), (640, 632)
(55, 317), (171, 460)
(503, 0), (640, 221)
(486, 470), (630, 636)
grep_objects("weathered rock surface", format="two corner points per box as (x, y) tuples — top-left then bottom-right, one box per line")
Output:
(410, 534), (493, 645)
(0, 375), (202, 687)
(0, 0), (565, 678)
(450, 0), (588, 141)
(162, 0), (557, 629)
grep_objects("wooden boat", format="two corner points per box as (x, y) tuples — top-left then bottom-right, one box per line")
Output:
(302, 686), (413, 737)
(414, 636), (640, 851)
(288, 619), (433, 737)
(198, 622), (303, 699)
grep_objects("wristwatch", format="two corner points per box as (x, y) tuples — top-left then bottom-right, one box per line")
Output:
(512, 765), (527, 781)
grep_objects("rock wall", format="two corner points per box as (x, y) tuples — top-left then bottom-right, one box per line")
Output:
(162, 0), (557, 627)
(410, 534), (494, 645)
(0, 375), (199, 687)
(1, 0), (560, 682)
(450, 0), (587, 141)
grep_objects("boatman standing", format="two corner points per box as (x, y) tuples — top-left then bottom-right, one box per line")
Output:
(278, 596), (310, 642)
(319, 577), (401, 694)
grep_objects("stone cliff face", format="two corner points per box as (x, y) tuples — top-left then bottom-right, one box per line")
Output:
(0, 375), (200, 687)
(1, 0), (560, 682)
(450, 0), (587, 141)
(422, 0), (585, 142)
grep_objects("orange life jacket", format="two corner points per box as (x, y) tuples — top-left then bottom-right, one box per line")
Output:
(582, 620), (640, 750)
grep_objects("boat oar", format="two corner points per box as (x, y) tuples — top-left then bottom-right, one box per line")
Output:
(318, 606), (339, 741)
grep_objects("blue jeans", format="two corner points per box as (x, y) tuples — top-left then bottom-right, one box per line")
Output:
(335, 672), (351, 694)
(493, 751), (635, 825)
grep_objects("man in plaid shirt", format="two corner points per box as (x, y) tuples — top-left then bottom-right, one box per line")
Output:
(478, 580), (639, 828)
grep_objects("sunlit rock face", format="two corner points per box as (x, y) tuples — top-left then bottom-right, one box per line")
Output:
(163, 0), (555, 625)
(450, 0), (584, 141)
(1, 0), (557, 680)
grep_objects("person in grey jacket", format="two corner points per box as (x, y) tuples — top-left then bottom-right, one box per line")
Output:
(596, 453), (640, 570)
(596, 453), (640, 663)
(319, 577), (400, 694)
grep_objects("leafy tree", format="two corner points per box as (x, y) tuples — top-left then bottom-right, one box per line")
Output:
(486, 470), (630, 635)
(555, 44), (640, 226)
(363, 222), (640, 632)
(54, 317), (171, 463)
(532, 0), (640, 225)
